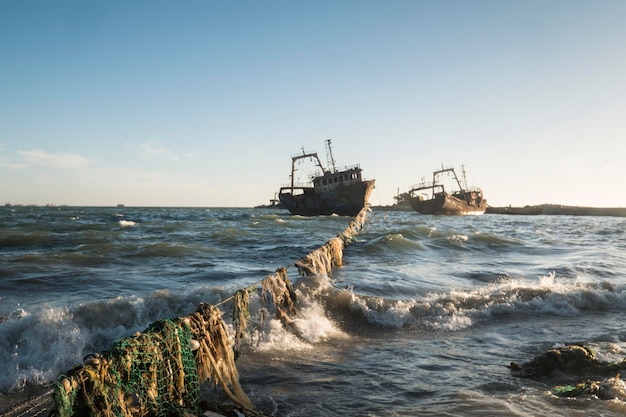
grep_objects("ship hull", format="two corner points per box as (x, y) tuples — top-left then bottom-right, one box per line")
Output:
(409, 192), (487, 215)
(279, 180), (375, 216)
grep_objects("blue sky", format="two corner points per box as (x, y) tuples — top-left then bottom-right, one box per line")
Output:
(1, 0), (625, 207)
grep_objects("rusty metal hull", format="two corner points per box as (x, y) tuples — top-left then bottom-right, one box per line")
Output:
(409, 192), (487, 215)
(279, 179), (375, 216)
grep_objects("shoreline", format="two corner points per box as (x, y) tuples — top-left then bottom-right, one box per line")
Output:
(370, 203), (626, 217)
(485, 204), (626, 217)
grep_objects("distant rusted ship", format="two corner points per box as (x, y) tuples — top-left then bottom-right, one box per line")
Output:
(408, 165), (486, 215)
(278, 139), (375, 216)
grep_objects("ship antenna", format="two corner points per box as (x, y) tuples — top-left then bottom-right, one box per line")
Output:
(325, 139), (337, 173)
(461, 164), (468, 189)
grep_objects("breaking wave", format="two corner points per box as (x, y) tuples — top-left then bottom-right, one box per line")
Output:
(333, 272), (626, 332)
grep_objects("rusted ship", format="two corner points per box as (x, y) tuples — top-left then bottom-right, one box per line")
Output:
(408, 165), (486, 215)
(278, 139), (375, 216)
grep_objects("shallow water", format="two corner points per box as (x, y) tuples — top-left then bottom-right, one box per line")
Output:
(2, 206), (626, 416)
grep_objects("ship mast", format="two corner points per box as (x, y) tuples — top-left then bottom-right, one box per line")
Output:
(461, 164), (469, 190)
(325, 139), (337, 173)
(459, 164), (470, 204)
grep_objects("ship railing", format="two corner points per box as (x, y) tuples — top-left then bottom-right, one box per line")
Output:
(279, 183), (310, 196)
(464, 186), (483, 193)
(307, 164), (362, 178)
(280, 182), (311, 189)
(330, 163), (361, 173)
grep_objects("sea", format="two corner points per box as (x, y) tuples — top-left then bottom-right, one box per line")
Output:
(1, 205), (626, 416)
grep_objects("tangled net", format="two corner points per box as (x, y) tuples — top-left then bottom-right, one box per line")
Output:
(509, 344), (626, 379)
(510, 344), (626, 402)
(54, 318), (200, 417)
(51, 207), (370, 416)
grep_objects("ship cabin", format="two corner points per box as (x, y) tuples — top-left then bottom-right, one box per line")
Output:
(313, 165), (363, 193)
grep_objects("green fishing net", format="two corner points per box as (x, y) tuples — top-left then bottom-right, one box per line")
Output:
(54, 318), (200, 417)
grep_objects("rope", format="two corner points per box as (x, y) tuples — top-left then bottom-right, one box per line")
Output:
(0, 389), (54, 417)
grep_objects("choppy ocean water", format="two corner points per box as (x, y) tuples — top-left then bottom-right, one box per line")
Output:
(2, 206), (626, 416)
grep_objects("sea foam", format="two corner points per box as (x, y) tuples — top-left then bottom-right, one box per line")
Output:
(340, 271), (626, 332)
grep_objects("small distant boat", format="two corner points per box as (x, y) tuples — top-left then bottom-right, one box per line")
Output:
(278, 139), (375, 216)
(408, 165), (486, 215)
(254, 193), (284, 209)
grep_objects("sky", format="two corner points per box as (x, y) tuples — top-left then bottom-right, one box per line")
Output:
(1, 0), (625, 208)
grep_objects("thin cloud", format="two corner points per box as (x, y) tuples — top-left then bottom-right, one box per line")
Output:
(140, 143), (173, 159)
(19, 149), (90, 169)
(128, 142), (200, 161)
(122, 142), (178, 161)
(2, 163), (29, 170)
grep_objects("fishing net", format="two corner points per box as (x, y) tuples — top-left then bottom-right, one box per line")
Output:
(232, 289), (250, 358)
(295, 207), (368, 277)
(262, 267), (297, 314)
(261, 267), (298, 328)
(185, 303), (254, 413)
(54, 318), (199, 417)
(51, 207), (371, 417)
(510, 344), (626, 402)
(53, 305), (258, 417)
(553, 374), (626, 399)
(509, 344), (626, 379)
(295, 237), (342, 276)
